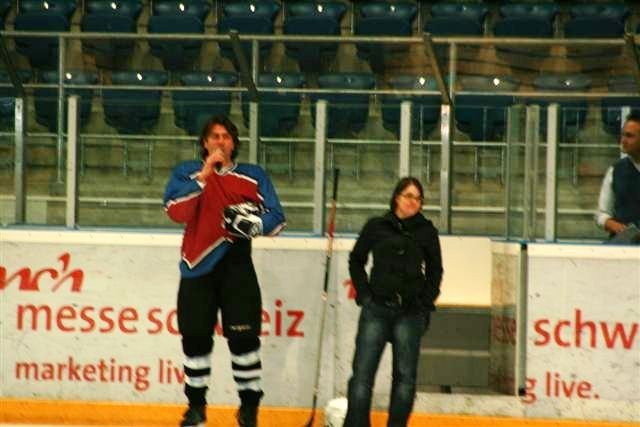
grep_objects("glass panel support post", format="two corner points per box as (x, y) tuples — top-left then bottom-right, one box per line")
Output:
(66, 95), (79, 229)
(399, 100), (412, 177)
(544, 103), (559, 241)
(439, 104), (452, 233)
(13, 97), (26, 224)
(313, 100), (328, 235)
(523, 105), (540, 240)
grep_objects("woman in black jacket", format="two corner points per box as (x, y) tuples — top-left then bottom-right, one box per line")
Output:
(344, 177), (443, 427)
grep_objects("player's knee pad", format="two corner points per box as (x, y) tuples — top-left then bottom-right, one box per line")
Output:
(228, 334), (260, 355)
(182, 335), (213, 357)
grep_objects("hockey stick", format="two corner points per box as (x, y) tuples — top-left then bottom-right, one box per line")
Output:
(304, 168), (340, 427)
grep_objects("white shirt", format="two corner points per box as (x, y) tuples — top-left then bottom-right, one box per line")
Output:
(595, 156), (640, 229)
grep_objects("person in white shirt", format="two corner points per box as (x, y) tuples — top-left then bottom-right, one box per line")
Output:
(595, 113), (640, 237)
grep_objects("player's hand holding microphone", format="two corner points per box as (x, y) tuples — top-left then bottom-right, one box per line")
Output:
(223, 202), (263, 239)
(197, 147), (225, 183)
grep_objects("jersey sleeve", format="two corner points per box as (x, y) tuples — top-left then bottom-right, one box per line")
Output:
(163, 162), (204, 224)
(255, 167), (286, 235)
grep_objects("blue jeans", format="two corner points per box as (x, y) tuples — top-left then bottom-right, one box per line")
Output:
(343, 301), (430, 427)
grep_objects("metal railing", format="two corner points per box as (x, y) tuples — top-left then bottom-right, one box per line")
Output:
(1, 30), (635, 240)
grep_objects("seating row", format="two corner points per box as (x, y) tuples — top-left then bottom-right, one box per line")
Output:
(1, 70), (637, 140)
(6, 0), (638, 72)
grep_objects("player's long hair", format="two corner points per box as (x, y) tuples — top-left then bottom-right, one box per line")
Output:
(198, 115), (241, 160)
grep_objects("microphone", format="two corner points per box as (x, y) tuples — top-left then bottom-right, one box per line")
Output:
(211, 147), (223, 172)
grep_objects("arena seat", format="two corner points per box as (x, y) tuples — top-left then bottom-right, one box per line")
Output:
(222, 0), (280, 21)
(311, 72), (375, 137)
(456, 75), (518, 183)
(529, 73), (591, 142)
(564, 3), (629, 57)
(493, 3), (557, 57)
(34, 70), (98, 132)
(601, 76), (640, 135)
(152, 0), (210, 21)
(241, 72), (305, 178)
(85, 0), (142, 17)
(217, 0), (280, 69)
(359, 1), (417, 22)
(0, 0), (12, 29)
(285, 1), (346, 21)
(380, 75), (440, 139)
(101, 70), (168, 176)
(426, 1), (487, 35)
(355, 1), (416, 73)
(14, 11), (71, 69)
(217, 16), (275, 70)
(311, 72), (375, 178)
(456, 75), (518, 142)
(283, 2), (346, 72)
(148, 14), (205, 71)
(19, 0), (76, 20)
(172, 71), (238, 136)
(102, 70), (168, 134)
(241, 72), (304, 137)
(81, 0), (142, 69)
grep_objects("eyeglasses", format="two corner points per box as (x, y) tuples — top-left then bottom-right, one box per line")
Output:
(399, 193), (423, 202)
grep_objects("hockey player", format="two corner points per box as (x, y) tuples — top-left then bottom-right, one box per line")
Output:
(163, 115), (286, 427)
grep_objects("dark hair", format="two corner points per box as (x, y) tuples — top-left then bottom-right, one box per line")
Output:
(626, 112), (640, 126)
(389, 176), (424, 211)
(198, 115), (240, 160)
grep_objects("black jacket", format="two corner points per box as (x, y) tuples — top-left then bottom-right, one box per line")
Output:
(349, 211), (444, 312)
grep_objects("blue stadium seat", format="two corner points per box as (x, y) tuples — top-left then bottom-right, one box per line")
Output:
(569, 3), (629, 23)
(565, 17), (625, 39)
(456, 76), (518, 142)
(19, 0), (77, 20)
(148, 14), (205, 71)
(356, 16), (412, 73)
(222, 0), (280, 21)
(81, 0), (142, 69)
(217, 16), (275, 70)
(0, 70), (32, 129)
(85, 0), (142, 18)
(218, 0), (280, 69)
(355, 2), (416, 73)
(241, 72), (304, 137)
(424, 2), (487, 57)
(286, 1), (346, 21)
(601, 76), (640, 135)
(499, 3), (558, 21)
(356, 2), (417, 60)
(311, 72), (375, 178)
(0, 0), (12, 29)
(102, 70), (168, 134)
(34, 70), (98, 132)
(172, 71), (238, 135)
(152, 0), (211, 22)
(311, 72), (375, 137)
(284, 2), (346, 72)
(359, 1), (417, 21)
(493, 3), (557, 56)
(457, 75), (518, 183)
(102, 70), (168, 176)
(14, 11), (71, 69)
(380, 75), (440, 138)
(242, 72), (305, 178)
(530, 73), (591, 142)
(564, 4), (629, 57)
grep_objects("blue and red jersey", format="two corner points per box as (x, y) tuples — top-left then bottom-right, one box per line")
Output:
(163, 160), (285, 278)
